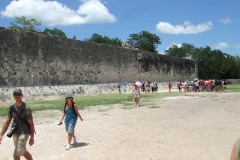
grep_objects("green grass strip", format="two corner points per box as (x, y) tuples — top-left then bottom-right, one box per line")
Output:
(0, 84), (239, 117)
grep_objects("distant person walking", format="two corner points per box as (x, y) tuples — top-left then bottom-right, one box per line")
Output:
(132, 83), (140, 107)
(177, 81), (183, 93)
(168, 80), (172, 93)
(0, 88), (35, 160)
(117, 84), (121, 93)
(59, 93), (83, 150)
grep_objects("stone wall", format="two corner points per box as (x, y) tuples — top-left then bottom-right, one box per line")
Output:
(0, 83), (120, 103)
(0, 82), (181, 104)
(0, 28), (196, 87)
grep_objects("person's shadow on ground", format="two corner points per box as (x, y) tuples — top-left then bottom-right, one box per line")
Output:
(71, 142), (89, 148)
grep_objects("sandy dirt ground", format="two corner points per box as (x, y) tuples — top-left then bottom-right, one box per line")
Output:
(1, 91), (240, 160)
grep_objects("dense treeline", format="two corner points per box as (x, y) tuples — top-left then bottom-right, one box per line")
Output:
(7, 16), (240, 79)
(165, 43), (240, 79)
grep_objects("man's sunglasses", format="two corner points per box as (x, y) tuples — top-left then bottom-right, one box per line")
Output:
(13, 94), (22, 96)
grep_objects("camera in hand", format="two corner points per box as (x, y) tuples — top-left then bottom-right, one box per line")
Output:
(7, 124), (18, 138)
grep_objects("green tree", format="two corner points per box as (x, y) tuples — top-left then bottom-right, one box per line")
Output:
(165, 43), (196, 59)
(165, 44), (240, 79)
(85, 33), (122, 47)
(110, 37), (122, 47)
(10, 16), (41, 32)
(196, 46), (212, 79)
(196, 47), (240, 79)
(9, 16), (67, 38)
(221, 54), (240, 79)
(127, 31), (161, 53)
(42, 28), (67, 38)
(72, 35), (77, 40)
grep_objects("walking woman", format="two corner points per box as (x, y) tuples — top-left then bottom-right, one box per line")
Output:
(168, 80), (172, 93)
(59, 93), (83, 150)
(132, 83), (140, 107)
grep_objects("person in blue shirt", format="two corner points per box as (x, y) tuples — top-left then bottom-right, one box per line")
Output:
(59, 93), (83, 150)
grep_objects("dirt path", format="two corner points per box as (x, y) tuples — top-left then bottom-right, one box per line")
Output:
(1, 92), (240, 160)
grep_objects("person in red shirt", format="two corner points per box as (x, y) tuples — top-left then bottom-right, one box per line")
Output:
(177, 81), (182, 93)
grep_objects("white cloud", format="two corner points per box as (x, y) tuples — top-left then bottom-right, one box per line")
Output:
(167, 43), (182, 49)
(220, 17), (232, 25)
(155, 21), (213, 34)
(212, 42), (229, 50)
(77, 0), (116, 24)
(0, 0), (116, 26)
(234, 44), (240, 49)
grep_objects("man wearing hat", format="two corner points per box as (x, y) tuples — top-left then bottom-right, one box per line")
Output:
(0, 88), (35, 160)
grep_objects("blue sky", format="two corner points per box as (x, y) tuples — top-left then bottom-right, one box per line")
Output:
(0, 0), (239, 56)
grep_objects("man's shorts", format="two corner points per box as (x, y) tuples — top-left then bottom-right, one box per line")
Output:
(65, 123), (75, 133)
(13, 134), (29, 156)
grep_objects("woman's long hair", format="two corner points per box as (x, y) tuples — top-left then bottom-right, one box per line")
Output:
(63, 98), (75, 113)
